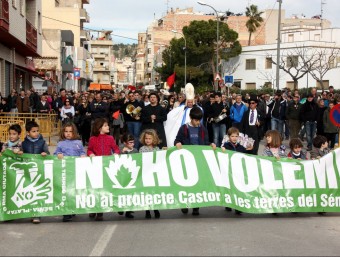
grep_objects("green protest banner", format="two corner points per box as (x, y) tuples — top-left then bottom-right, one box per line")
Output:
(1, 146), (340, 221)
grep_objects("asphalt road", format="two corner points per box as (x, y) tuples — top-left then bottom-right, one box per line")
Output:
(1, 210), (340, 256)
(1, 138), (340, 256)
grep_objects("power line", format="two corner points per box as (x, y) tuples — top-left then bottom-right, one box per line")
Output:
(42, 15), (169, 46)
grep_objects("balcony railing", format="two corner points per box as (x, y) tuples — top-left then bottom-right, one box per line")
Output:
(80, 9), (90, 23)
(26, 19), (37, 52)
(0, 0), (9, 31)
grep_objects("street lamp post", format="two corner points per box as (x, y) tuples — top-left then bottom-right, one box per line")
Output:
(198, 1), (219, 92)
(171, 30), (187, 86)
(276, 0), (282, 91)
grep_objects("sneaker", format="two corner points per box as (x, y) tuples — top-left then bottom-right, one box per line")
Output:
(225, 207), (232, 212)
(62, 215), (72, 222)
(154, 210), (160, 219)
(181, 208), (189, 214)
(95, 213), (103, 221)
(32, 217), (41, 224)
(145, 211), (151, 219)
(125, 212), (134, 219)
(117, 212), (124, 215)
(89, 213), (96, 218)
(192, 208), (200, 216)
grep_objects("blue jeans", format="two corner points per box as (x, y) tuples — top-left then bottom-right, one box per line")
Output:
(127, 122), (142, 149)
(305, 121), (316, 149)
(271, 117), (284, 138)
(212, 123), (226, 147)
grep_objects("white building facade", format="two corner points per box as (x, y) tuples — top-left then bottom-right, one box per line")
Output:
(224, 28), (340, 90)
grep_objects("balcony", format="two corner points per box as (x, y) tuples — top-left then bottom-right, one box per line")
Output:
(80, 9), (90, 23)
(0, 0), (9, 31)
(80, 29), (91, 41)
(26, 19), (37, 52)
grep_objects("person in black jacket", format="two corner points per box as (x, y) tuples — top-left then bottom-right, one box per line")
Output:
(267, 91), (286, 139)
(121, 91), (144, 149)
(300, 94), (318, 151)
(209, 92), (229, 146)
(240, 96), (265, 155)
(140, 93), (167, 148)
(174, 106), (216, 216)
(286, 94), (302, 139)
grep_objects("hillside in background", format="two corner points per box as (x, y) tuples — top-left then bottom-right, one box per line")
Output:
(113, 43), (137, 59)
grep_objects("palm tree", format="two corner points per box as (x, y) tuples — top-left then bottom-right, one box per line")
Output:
(245, 5), (264, 46)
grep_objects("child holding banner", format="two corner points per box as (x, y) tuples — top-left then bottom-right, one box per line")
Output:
(174, 106), (216, 216)
(262, 130), (287, 159)
(22, 121), (50, 224)
(310, 135), (330, 160)
(117, 133), (137, 219)
(221, 127), (253, 215)
(287, 138), (308, 160)
(54, 122), (86, 222)
(1, 124), (23, 154)
(139, 129), (161, 219)
(87, 118), (120, 221)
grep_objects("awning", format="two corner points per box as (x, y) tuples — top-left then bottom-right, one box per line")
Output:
(88, 83), (112, 91)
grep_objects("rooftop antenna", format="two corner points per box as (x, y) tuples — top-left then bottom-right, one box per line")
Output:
(166, 0), (170, 13)
(321, 0), (326, 37)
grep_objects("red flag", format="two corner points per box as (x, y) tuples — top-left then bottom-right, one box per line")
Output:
(166, 72), (176, 88)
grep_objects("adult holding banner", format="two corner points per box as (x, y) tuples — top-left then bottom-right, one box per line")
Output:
(240, 96), (264, 155)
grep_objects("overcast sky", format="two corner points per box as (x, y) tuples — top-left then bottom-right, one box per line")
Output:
(86, 0), (339, 44)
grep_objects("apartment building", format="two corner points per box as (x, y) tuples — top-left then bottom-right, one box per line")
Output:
(33, 0), (92, 92)
(0, 0), (42, 95)
(89, 31), (115, 86)
(137, 8), (215, 85)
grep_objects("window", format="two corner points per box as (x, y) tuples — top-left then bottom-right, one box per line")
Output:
(147, 62), (151, 68)
(286, 81), (295, 90)
(55, 0), (60, 7)
(245, 83), (256, 90)
(316, 80), (329, 89)
(287, 56), (299, 68)
(329, 56), (336, 68)
(288, 34), (294, 43)
(148, 48), (151, 54)
(245, 59), (256, 70)
(265, 58), (272, 69)
(147, 34), (151, 40)
(233, 81), (241, 88)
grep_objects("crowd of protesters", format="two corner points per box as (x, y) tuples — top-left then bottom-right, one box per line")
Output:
(0, 84), (338, 222)
(0, 85), (339, 153)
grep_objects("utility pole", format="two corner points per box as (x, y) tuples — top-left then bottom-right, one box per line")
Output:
(275, 0), (282, 91)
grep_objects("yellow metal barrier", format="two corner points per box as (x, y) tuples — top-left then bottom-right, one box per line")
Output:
(0, 113), (61, 145)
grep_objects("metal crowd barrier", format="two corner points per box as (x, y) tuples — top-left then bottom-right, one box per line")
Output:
(0, 112), (61, 145)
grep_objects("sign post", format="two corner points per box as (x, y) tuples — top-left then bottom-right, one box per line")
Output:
(224, 75), (234, 97)
(73, 68), (80, 92)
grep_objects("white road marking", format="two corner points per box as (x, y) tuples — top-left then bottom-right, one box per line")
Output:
(89, 225), (117, 256)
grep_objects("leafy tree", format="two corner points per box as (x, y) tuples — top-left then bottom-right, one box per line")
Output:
(245, 5), (264, 46)
(156, 20), (242, 88)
